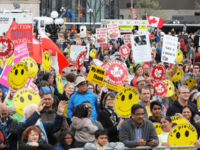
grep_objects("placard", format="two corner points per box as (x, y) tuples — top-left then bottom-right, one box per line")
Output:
(96, 28), (107, 44)
(153, 81), (168, 97)
(93, 59), (104, 68)
(150, 64), (166, 82)
(182, 77), (196, 90)
(107, 24), (120, 39)
(56, 73), (63, 94)
(14, 42), (29, 63)
(161, 35), (178, 64)
(119, 45), (130, 58)
(21, 57), (38, 78)
(76, 51), (85, 69)
(42, 51), (51, 71)
(0, 36), (15, 59)
(131, 34), (152, 63)
(123, 34), (132, 45)
(171, 116), (190, 125)
(153, 123), (163, 135)
(70, 46), (88, 61)
(163, 80), (175, 97)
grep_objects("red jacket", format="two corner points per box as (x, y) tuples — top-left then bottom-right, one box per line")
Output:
(71, 26), (76, 32)
(181, 41), (186, 52)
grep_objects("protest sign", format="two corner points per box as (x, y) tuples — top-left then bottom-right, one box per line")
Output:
(70, 46), (88, 61)
(131, 34), (152, 63)
(56, 73), (63, 94)
(14, 42), (29, 63)
(163, 80), (175, 97)
(0, 65), (12, 88)
(170, 67), (183, 82)
(96, 28), (107, 44)
(161, 35), (178, 64)
(171, 87), (178, 101)
(119, 45), (130, 57)
(86, 65), (124, 92)
(90, 49), (97, 58)
(177, 49), (183, 63)
(171, 116), (190, 125)
(153, 123), (163, 135)
(76, 51), (85, 69)
(0, 36), (15, 59)
(153, 81), (168, 97)
(150, 64), (166, 82)
(105, 60), (128, 86)
(10, 23), (33, 55)
(6, 54), (14, 65)
(21, 57), (38, 78)
(28, 82), (39, 94)
(107, 24), (120, 39)
(183, 77), (196, 90)
(42, 51), (51, 71)
(123, 34), (132, 45)
(93, 59), (104, 68)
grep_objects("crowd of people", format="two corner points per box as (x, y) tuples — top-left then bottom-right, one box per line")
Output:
(1, 23), (200, 150)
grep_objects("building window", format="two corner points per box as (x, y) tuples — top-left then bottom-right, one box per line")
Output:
(120, 15), (124, 19)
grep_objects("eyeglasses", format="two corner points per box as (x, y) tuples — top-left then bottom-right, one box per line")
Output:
(107, 99), (114, 101)
(134, 113), (145, 116)
(71, 70), (77, 72)
(180, 92), (190, 94)
(79, 83), (87, 86)
(65, 137), (73, 140)
(194, 67), (199, 69)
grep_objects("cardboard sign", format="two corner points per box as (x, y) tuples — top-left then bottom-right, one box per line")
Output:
(170, 67), (183, 82)
(76, 51), (85, 69)
(0, 65), (12, 88)
(114, 87), (139, 117)
(176, 49), (183, 63)
(153, 123), (163, 135)
(21, 57), (38, 78)
(0, 36), (15, 59)
(14, 42), (29, 63)
(10, 23), (33, 55)
(107, 24), (120, 38)
(123, 34), (132, 45)
(105, 60), (128, 86)
(42, 51), (51, 71)
(93, 59), (104, 68)
(13, 88), (41, 116)
(70, 46), (88, 61)
(163, 80), (175, 97)
(56, 73), (63, 94)
(171, 116), (190, 125)
(150, 64), (166, 82)
(119, 45), (130, 57)
(182, 77), (196, 90)
(168, 124), (197, 147)
(96, 28), (107, 44)
(153, 81), (168, 97)
(86, 65), (124, 91)
(161, 35), (178, 64)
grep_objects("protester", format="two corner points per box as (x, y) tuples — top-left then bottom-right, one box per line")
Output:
(149, 101), (162, 122)
(58, 82), (74, 101)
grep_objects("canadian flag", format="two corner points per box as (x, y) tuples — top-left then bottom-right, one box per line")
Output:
(146, 15), (164, 28)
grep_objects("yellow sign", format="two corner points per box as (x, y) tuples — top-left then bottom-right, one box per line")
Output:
(6, 54), (14, 65)
(171, 116), (190, 125)
(197, 96), (200, 109)
(0, 59), (3, 67)
(176, 49), (183, 63)
(8, 62), (29, 90)
(13, 88), (41, 116)
(170, 67), (183, 82)
(168, 123), (197, 149)
(114, 87), (139, 117)
(153, 123), (163, 135)
(90, 49), (97, 58)
(68, 48), (71, 55)
(86, 65), (124, 91)
(42, 51), (51, 71)
(138, 25), (147, 29)
(21, 57), (38, 78)
(118, 25), (134, 29)
(56, 73), (63, 94)
(163, 80), (175, 97)
(64, 101), (69, 117)
(171, 87), (178, 101)
(183, 77), (196, 90)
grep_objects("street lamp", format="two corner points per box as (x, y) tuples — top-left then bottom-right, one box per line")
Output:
(88, 8), (93, 31)
(45, 11), (64, 43)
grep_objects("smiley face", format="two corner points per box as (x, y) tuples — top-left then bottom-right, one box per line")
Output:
(56, 73), (63, 94)
(168, 123), (197, 148)
(170, 67), (183, 82)
(153, 123), (163, 135)
(183, 77), (196, 90)
(13, 88), (41, 116)
(6, 54), (14, 65)
(171, 87), (178, 101)
(163, 80), (175, 97)
(114, 87), (139, 117)
(8, 62), (29, 90)
(21, 57), (38, 78)
(42, 51), (51, 71)
(176, 49), (183, 63)
(90, 49), (97, 58)
(171, 116), (190, 125)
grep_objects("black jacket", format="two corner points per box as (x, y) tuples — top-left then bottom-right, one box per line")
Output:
(58, 92), (70, 102)
(166, 100), (198, 116)
(18, 141), (54, 150)
(149, 116), (161, 123)
(190, 119), (200, 138)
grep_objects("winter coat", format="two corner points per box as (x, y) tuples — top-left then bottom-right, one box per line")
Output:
(18, 141), (54, 150)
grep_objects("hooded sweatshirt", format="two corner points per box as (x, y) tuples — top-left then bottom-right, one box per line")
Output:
(71, 116), (98, 143)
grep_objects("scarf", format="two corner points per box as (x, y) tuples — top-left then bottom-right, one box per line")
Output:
(105, 105), (118, 126)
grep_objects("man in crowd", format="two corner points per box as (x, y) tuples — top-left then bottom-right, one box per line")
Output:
(149, 101), (162, 123)
(136, 77), (147, 89)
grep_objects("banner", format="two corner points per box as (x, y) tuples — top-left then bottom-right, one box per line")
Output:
(14, 42), (29, 63)
(86, 65), (124, 92)
(0, 36), (15, 59)
(10, 23), (33, 55)
(96, 28), (107, 44)
(107, 24), (120, 39)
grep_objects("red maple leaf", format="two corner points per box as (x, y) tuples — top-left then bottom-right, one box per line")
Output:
(149, 18), (157, 24)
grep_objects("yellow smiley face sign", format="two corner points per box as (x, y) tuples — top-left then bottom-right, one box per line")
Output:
(42, 51), (51, 71)
(197, 96), (200, 109)
(153, 123), (163, 135)
(171, 116), (190, 125)
(64, 101), (69, 117)
(170, 67), (183, 82)
(6, 54), (14, 65)
(56, 73), (63, 94)
(8, 62), (29, 90)
(171, 87), (178, 101)
(0, 59), (3, 67)
(183, 77), (196, 90)
(176, 49), (183, 63)
(90, 49), (97, 58)
(13, 88), (41, 116)
(168, 123), (197, 148)
(21, 57), (38, 78)
(163, 80), (175, 97)
(114, 87), (139, 117)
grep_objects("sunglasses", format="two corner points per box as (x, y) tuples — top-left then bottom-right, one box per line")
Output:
(71, 69), (77, 72)
(194, 67), (199, 69)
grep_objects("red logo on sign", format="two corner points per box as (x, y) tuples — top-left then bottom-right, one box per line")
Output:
(97, 37), (106, 44)
(105, 60), (128, 85)
(153, 81), (168, 97)
(29, 82), (39, 94)
(150, 64), (166, 82)
(76, 51), (85, 69)
(0, 36), (15, 59)
(120, 45), (130, 57)
(110, 33), (118, 38)
(108, 45), (113, 51)
(93, 59), (104, 68)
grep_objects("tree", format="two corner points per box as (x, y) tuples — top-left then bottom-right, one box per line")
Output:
(134, 0), (166, 19)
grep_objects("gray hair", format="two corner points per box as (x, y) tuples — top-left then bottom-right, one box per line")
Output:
(177, 85), (190, 94)
(23, 104), (38, 118)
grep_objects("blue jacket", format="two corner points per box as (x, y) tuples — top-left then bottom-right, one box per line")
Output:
(156, 46), (162, 56)
(55, 144), (72, 150)
(67, 90), (100, 120)
(155, 36), (161, 43)
(17, 111), (63, 142)
(70, 32), (75, 39)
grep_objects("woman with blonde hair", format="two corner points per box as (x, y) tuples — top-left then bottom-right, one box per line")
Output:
(58, 82), (74, 102)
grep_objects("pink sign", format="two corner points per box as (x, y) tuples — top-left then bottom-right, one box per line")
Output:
(123, 34), (132, 45)
(0, 65), (12, 88)
(14, 42), (29, 63)
(96, 28), (107, 44)
(107, 24), (120, 39)
(24, 77), (32, 88)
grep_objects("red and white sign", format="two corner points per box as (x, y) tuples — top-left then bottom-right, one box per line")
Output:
(120, 45), (130, 57)
(76, 51), (85, 69)
(93, 59), (104, 68)
(28, 82), (39, 94)
(129, 7), (137, 20)
(153, 81), (168, 97)
(105, 60), (128, 85)
(107, 24), (120, 39)
(96, 28), (107, 44)
(150, 64), (166, 82)
(123, 34), (132, 45)
(0, 36), (15, 59)
(108, 45), (113, 51)
(146, 15), (164, 28)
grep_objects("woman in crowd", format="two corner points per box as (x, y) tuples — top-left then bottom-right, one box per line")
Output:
(0, 87), (5, 103)
(58, 82), (74, 102)
(18, 125), (54, 150)
(87, 83), (95, 93)
(55, 131), (75, 150)
(179, 64), (194, 86)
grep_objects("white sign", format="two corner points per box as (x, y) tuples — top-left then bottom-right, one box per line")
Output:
(131, 34), (152, 63)
(70, 46), (88, 61)
(107, 24), (120, 39)
(161, 35), (178, 64)
(96, 28), (107, 44)
(101, 19), (147, 26)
